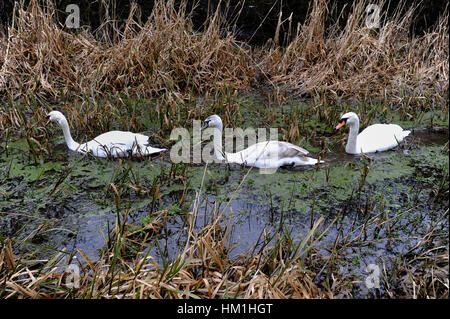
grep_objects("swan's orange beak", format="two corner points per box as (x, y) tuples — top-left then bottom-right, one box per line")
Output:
(336, 121), (345, 130)
(45, 116), (51, 126)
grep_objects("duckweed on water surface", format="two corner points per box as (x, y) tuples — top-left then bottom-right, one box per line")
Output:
(0, 96), (448, 298)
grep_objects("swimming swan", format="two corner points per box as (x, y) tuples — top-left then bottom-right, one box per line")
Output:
(336, 112), (411, 154)
(201, 114), (322, 168)
(46, 111), (166, 158)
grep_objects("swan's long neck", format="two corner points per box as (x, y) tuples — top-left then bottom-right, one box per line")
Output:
(59, 118), (81, 151)
(345, 120), (360, 154)
(212, 126), (225, 161)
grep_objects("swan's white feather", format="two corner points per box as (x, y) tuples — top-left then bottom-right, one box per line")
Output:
(47, 111), (166, 158)
(357, 124), (410, 153)
(79, 131), (164, 158)
(337, 112), (411, 154)
(226, 141), (316, 167)
(202, 115), (322, 168)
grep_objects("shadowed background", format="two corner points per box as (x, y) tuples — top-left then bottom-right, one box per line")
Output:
(1, 0), (448, 45)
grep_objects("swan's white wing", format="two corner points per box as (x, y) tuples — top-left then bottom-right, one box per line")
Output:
(236, 141), (308, 159)
(276, 141), (310, 156)
(81, 131), (164, 158)
(358, 124), (409, 153)
(92, 131), (148, 145)
(131, 145), (166, 157)
(227, 141), (318, 167)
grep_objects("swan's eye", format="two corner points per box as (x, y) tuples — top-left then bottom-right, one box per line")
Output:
(339, 118), (347, 124)
(46, 115), (50, 119)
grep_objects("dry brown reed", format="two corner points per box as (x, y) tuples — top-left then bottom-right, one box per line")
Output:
(1, 0), (448, 111)
(0, 0), (254, 102)
(3, 207), (447, 298)
(0, 201), (331, 299)
(263, 0), (449, 109)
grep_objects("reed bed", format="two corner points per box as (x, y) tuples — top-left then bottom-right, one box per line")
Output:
(0, 0), (448, 111)
(0, 0), (254, 103)
(0, 187), (333, 299)
(263, 0), (449, 109)
(2, 158), (447, 299)
(1, 192), (447, 299)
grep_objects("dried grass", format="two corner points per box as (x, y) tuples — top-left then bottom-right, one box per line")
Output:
(0, 201), (330, 299)
(263, 0), (449, 109)
(1, 0), (448, 110)
(0, 0), (254, 102)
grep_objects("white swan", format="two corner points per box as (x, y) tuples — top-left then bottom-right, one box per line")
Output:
(46, 111), (166, 158)
(336, 112), (411, 154)
(200, 115), (322, 168)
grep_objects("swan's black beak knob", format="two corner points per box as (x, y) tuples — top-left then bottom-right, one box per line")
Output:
(336, 118), (346, 130)
(201, 121), (209, 131)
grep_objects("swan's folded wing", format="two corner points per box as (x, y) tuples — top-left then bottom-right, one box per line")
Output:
(244, 141), (309, 161)
(93, 131), (148, 145)
(278, 142), (310, 156)
(357, 124), (410, 153)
